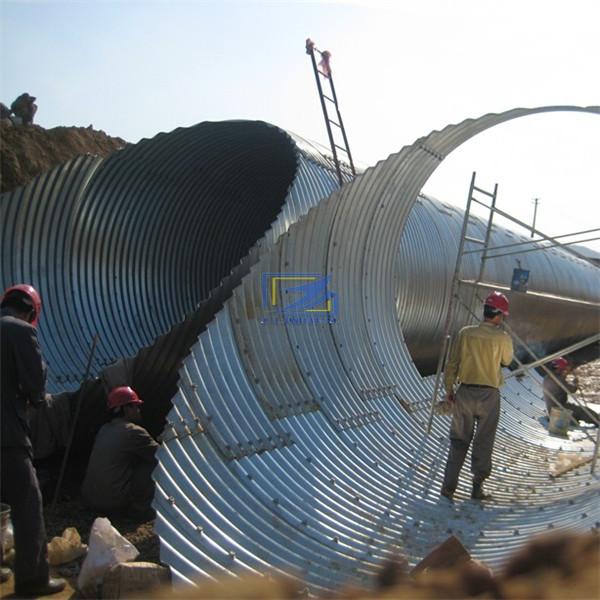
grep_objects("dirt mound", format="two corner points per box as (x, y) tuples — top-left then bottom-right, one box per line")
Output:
(0, 122), (127, 193)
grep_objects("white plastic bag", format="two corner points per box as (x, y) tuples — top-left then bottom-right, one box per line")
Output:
(77, 517), (139, 595)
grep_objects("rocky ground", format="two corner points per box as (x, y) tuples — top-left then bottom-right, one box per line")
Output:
(44, 500), (159, 565)
(575, 357), (600, 402)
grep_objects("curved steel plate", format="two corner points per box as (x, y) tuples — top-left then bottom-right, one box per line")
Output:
(155, 106), (600, 591)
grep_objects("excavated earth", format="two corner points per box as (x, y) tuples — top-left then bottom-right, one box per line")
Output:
(1, 123), (599, 598)
(0, 121), (126, 193)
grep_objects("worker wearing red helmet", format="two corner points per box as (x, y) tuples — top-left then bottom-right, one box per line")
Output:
(440, 291), (514, 502)
(81, 386), (158, 518)
(0, 284), (66, 595)
(543, 357), (598, 426)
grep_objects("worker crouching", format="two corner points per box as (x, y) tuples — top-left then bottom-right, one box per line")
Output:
(543, 357), (599, 427)
(82, 386), (158, 520)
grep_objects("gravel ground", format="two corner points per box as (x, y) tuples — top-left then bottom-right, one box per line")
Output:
(1, 502), (158, 598)
(44, 500), (159, 565)
(575, 357), (600, 402)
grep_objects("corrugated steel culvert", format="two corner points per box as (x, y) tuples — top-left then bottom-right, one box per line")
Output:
(152, 107), (600, 592)
(1, 121), (351, 440)
(1, 107), (599, 593)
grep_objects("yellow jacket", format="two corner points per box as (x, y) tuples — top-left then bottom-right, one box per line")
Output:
(444, 321), (513, 391)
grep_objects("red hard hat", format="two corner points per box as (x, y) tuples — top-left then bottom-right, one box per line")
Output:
(1, 284), (42, 326)
(107, 386), (143, 410)
(484, 291), (509, 316)
(551, 357), (570, 371)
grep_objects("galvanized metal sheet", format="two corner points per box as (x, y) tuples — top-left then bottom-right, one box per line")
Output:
(398, 194), (600, 372)
(155, 106), (600, 592)
(0, 121), (353, 441)
(2, 108), (599, 593)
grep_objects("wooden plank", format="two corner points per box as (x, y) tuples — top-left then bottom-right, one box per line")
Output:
(549, 454), (593, 478)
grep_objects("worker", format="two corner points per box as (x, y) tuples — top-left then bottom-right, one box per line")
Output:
(440, 291), (513, 502)
(82, 386), (158, 519)
(0, 102), (12, 121)
(0, 284), (66, 596)
(543, 358), (598, 426)
(10, 93), (37, 125)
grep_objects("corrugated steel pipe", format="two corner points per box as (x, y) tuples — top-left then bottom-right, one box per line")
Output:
(398, 194), (600, 373)
(126, 131), (354, 437)
(152, 106), (600, 592)
(1, 107), (599, 591)
(2, 122), (294, 384)
(0, 121), (350, 449)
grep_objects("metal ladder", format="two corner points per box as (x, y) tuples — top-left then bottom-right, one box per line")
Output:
(427, 172), (498, 430)
(305, 38), (356, 187)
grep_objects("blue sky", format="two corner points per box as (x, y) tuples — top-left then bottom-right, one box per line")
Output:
(2, 0), (599, 250)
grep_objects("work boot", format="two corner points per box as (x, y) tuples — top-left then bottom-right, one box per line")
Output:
(15, 576), (66, 597)
(0, 566), (12, 583)
(471, 482), (492, 501)
(440, 487), (454, 502)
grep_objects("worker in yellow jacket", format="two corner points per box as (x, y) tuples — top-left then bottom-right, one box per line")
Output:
(441, 291), (513, 502)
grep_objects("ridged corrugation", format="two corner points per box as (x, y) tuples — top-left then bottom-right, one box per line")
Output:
(2, 108), (599, 591)
(1, 155), (106, 388)
(155, 106), (600, 592)
(0, 121), (350, 402)
(128, 149), (352, 436)
(397, 194), (600, 372)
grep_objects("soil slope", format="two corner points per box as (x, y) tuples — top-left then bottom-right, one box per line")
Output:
(0, 122), (127, 193)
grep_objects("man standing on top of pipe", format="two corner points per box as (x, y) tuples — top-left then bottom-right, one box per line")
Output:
(440, 291), (513, 502)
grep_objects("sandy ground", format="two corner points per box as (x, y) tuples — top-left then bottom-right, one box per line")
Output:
(1, 502), (158, 599)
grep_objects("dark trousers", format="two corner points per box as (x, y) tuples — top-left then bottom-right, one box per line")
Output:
(0, 447), (49, 588)
(442, 386), (500, 492)
(130, 461), (155, 512)
(84, 460), (156, 515)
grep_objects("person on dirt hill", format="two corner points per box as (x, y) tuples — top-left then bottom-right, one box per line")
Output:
(0, 102), (12, 121)
(82, 386), (158, 519)
(440, 291), (513, 502)
(543, 357), (599, 426)
(0, 284), (66, 596)
(10, 93), (38, 125)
